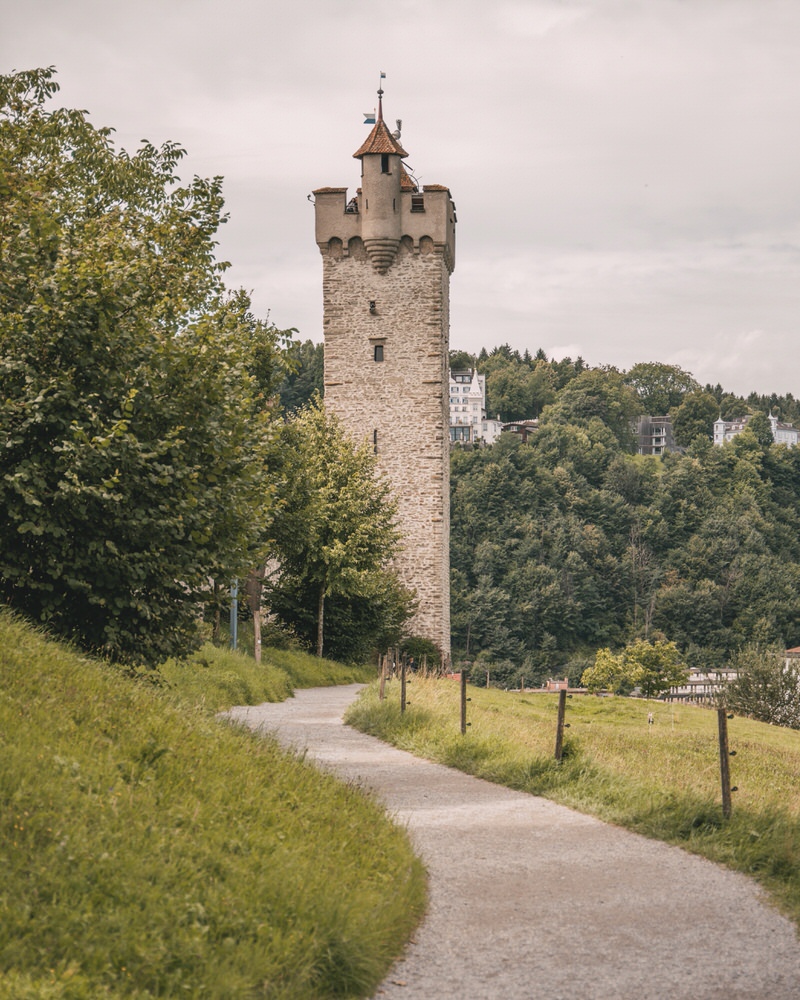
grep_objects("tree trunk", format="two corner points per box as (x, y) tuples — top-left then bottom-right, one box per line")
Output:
(212, 580), (221, 643)
(245, 564), (267, 663)
(316, 586), (325, 658)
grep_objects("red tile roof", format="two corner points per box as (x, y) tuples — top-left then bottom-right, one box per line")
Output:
(353, 119), (408, 159)
(400, 166), (418, 191)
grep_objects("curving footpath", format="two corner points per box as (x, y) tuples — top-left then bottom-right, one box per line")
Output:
(225, 685), (800, 1000)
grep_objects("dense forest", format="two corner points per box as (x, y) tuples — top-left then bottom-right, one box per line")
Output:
(283, 341), (800, 684)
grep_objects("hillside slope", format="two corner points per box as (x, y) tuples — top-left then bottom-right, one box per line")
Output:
(0, 612), (425, 999)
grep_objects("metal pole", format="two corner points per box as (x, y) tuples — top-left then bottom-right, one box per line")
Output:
(230, 580), (238, 651)
(555, 688), (567, 761)
(718, 708), (732, 820)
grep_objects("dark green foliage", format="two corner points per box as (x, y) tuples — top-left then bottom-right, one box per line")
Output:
(278, 338), (323, 412)
(449, 348), (476, 371)
(746, 390), (800, 426)
(266, 398), (413, 659)
(747, 411), (775, 448)
(461, 346), (585, 421)
(670, 391), (720, 447)
(540, 368), (642, 450)
(623, 362), (700, 415)
(450, 363), (800, 673)
(0, 68), (283, 666)
(268, 570), (416, 664)
(400, 636), (443, 671)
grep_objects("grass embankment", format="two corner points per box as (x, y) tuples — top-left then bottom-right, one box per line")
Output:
(157, 642), (375, 713)
(347, 678), (800, 926)
(0, 612), (425, 999)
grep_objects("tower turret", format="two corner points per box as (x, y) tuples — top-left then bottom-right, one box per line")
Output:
(352, 89), (407, 273)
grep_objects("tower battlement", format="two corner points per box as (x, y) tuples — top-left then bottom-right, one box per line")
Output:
(313, 184), (456, 274)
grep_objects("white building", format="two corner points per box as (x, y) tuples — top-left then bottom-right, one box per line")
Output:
(449, 369), (503, 444)
(666, 667), (738, 704)
(713, 414), (798, 448)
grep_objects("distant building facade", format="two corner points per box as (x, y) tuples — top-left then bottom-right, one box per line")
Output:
(503, 419), (539, 444)
(713, 414), (799, 448)
(668, 647), (800, 703)
(449, 369), (503, 444)
(636, 415), (680, 456)
(666, 667), (738, 704)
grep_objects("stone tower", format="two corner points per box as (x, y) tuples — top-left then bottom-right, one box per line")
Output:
(313, 86), (456, 659)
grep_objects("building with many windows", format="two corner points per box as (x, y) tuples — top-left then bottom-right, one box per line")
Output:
(713, 414), (799, 448)
(449, 369), (503, 444)
(635, 415), (680, 456)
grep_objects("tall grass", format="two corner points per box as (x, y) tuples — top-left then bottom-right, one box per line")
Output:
(0, 612), (423, 999)
(347, 678), (800, 926)
(157, 642), (375, 714)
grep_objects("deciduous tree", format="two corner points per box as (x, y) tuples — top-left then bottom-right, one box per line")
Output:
(268, 398), (410, 658)
(0, 67), (281, 665)
(624, 362), (699, 415)
(724, 644), (800, 728)
(540, 368), (641, 450)
(581, 640), (687, 698)
(670, 391), (720, 448)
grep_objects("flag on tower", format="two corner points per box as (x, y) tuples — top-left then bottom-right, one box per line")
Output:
(363, 110), (376, 125)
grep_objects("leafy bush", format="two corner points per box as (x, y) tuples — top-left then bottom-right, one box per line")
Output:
(723, 644), (800, 728)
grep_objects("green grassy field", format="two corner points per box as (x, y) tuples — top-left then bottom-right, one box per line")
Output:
(0, 612), (424, 999)
(346, 677), (800, 926)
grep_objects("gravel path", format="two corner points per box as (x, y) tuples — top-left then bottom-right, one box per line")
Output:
(224, 685), (800, 1000)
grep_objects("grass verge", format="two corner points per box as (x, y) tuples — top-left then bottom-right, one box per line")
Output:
(346, 678), (800, 927)
(0, 612), (424, 998)
(157, 642), (375, 714)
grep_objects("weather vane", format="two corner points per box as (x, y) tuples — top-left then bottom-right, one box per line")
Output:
(363, 71), (386, 125)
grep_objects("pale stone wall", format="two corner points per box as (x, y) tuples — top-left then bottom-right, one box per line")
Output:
(317, 222), (453, 658)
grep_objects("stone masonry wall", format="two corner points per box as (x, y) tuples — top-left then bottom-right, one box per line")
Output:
(321, 235), (451, 658)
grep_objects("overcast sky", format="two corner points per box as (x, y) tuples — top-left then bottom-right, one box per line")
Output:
(4, 0), (799, 397)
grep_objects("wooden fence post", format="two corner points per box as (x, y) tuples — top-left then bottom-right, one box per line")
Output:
(401, 655), (407, 713)
(379, 653), (387, 701)
(717, 708), (734, 819)
(460, 668), (469, 735)
(555, 688), (568, 761)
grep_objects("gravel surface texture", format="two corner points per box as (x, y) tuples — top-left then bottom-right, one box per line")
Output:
(224, 685), (800, 1000)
